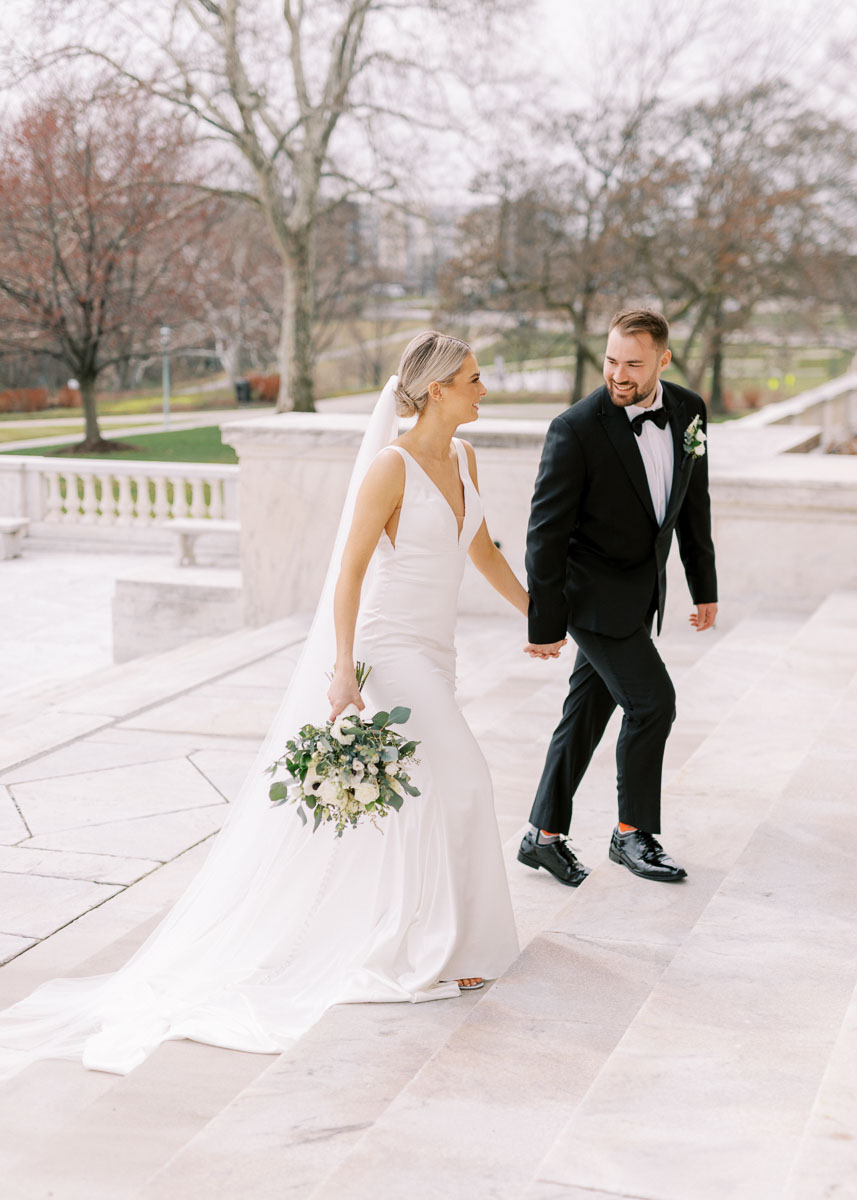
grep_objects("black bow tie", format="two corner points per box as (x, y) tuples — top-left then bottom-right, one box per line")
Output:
(630, 407), (669, 437)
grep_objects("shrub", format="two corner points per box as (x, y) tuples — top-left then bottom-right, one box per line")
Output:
(246, 373), (280, 403)
(0, 388), (50, 413)
(55, 385), (82, 408)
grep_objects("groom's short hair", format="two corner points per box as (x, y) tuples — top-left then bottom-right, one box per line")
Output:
(608, 309), (669, 353)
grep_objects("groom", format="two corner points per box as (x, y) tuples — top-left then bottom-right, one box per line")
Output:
(519, 308), (717, 885)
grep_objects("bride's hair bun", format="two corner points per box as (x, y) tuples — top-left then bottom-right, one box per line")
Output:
(395, 330), (471, 417)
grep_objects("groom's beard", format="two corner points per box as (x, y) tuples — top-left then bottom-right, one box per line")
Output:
(607, 371), (659, 408)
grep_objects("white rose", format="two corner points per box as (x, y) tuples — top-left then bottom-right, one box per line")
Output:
(367, 763), (378, 775)
(330, 718), (355, 746)
(355, 779), (380, 805)
(384, 761), (398, 775)
(319, 778), (342, 807)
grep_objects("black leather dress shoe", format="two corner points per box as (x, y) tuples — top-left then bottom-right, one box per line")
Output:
(608, 828), (687, 882)
(517, 829), (590, 887)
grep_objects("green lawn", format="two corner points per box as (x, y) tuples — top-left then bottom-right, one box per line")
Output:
(2, 424), (238, 464)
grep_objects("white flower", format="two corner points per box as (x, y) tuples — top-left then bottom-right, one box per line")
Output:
(351, 758), (365, 776)
(367, 763), (378, 775)
(303, 761), (323, 791)
(355, 779), (380, 805)
(330, 718), (355, 745)
(384, 761), (399, 775)
(683, 416), (706, 459)
(319, 778), (342, 807)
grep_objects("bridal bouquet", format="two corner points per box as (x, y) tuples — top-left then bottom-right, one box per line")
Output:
(267, 664), (420, 836)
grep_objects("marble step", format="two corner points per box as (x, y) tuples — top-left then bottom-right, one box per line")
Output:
(293, 605), (834, 1198)
(135, 608), (805, 1200)
(526, 590), (857, 1199)
(0, 612), (311, 775)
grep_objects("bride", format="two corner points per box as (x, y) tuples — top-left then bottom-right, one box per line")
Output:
(0, 331), (539, 1078)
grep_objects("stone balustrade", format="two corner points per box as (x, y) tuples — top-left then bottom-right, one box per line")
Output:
(735, 371), (857, 449)
(0, 455), (239, 539)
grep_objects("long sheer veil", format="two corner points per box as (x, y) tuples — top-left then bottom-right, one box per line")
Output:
(0, 377), (402, 1078)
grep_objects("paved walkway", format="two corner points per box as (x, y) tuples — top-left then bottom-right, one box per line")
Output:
(1, 542), (856, 1197)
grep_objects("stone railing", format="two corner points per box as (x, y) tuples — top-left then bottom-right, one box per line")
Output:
(0, 455), (239, 535)
(735, 372), (857, 450)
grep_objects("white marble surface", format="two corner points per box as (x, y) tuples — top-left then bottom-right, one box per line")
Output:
(1, 527), (856, 1199)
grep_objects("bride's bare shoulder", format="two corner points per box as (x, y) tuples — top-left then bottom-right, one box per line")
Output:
(361, 445), (406, 491)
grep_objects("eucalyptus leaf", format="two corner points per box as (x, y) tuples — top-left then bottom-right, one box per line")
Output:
(388, 705), (411, 725)
(269, 781), (288, 803)
(372, 710), (390, 728)
(296, 804), (307, 826)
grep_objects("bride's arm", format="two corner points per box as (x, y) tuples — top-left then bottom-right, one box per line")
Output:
(460, 441), (529, 618)
(329, 450), (404, 720)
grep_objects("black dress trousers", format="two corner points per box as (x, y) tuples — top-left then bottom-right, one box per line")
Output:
(528, 612), (676, 836)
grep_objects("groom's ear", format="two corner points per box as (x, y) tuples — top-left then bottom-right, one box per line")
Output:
(659, 347), (672, 372)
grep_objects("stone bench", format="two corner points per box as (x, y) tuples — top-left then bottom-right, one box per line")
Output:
(0, 516), (30, 559)
(164, 518), (240, 567)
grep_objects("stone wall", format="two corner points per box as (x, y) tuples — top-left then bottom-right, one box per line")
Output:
(223, 411), (857, 630)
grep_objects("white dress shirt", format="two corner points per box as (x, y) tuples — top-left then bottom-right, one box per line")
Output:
(625, 381), (673, 526)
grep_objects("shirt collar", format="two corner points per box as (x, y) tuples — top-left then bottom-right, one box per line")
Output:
(625, 380), (664, 421)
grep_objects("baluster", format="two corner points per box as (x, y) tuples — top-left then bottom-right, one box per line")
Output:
(152, 475), (170, 522)
(98, 473), (115, 524)
(115, 474), (134, 525)
(79, 473), (97, 523)
(134, 474), (150, 524)
(208, 476), (225, 519)
(44, 471), (64, 522)
(190, 475), (207, 518)
(170, 475), (188, 519)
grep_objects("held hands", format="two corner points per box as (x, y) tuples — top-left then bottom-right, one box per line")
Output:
(327, 667), (366, 722)
(689, 602), (718, 633)
(524, 639), (567, 660)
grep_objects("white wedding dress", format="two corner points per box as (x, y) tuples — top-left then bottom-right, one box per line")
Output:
(0, 380), (519, 1079)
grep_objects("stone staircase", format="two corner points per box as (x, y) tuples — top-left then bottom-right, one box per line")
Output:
(2, 594), (856, 1199)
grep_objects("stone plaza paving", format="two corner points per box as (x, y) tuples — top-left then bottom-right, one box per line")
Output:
(1, 544), (856, 1198)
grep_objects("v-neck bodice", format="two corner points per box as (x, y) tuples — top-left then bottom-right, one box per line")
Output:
(357, 438), (483, 664)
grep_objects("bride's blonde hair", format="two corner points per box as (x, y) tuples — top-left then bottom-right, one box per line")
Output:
(395, 331), (471, 417)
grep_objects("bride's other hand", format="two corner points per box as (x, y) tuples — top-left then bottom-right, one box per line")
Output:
(328, 668), (366, 722)
(524, 640), (566, 659)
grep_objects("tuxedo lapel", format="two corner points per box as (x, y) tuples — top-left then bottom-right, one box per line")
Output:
(662, 383), (689, 528)
(596, 387), (657, 525)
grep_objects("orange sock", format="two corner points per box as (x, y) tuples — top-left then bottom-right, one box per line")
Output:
(618, 822), (637, 833)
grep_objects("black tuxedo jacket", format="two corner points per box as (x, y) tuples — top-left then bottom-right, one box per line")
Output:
(526, 380), (717, 642)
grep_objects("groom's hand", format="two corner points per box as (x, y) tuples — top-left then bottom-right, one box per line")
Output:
(524, 640), (566, 659)
(689, 602), (718, 632)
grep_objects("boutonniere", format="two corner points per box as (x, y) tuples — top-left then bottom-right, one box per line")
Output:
(683, 415), (706, 459)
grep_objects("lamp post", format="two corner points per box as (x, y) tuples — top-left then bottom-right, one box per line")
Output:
(159, 325), (171, 430)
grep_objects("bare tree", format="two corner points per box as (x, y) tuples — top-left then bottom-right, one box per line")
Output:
(18, 0), (515, 412)
(180, 201), (282, 388)
(642, 82), (857, 410)
(443, 97), (658, 403)
(0, 91), (212, 449)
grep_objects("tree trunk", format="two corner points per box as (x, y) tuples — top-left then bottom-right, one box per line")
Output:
(276, 234), (316, 413)
(709, 335), (725, 414)
(81, 374), (102, 444)
(708, 294), (725, 415)
(571, 336), (588, 405)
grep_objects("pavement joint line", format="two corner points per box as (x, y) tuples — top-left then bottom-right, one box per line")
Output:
(185, 752), (233, 805)
(5, 881), (125, 947)
(21, 800), (228, 841)
(6, 787), (32, 839)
